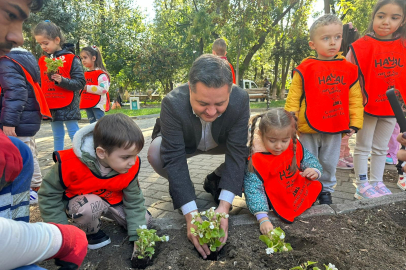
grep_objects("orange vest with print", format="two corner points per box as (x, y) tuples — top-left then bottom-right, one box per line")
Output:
(251, 140), (322, 223)
(350, 35), (406, 117)
(0, 56), (51, 118)
(53, 149), (140, 206)
(294, 58), (358, 133)
(80, 70), (111, 111)
(38, 54), (75, 109)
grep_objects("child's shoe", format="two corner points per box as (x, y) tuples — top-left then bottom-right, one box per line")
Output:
(386, 154), (395, 165)
(337, 158), (353, 169)
(87, 229), (111, 249)
(29, 188), (38, 205)
(397, 174), (406, 191)
(371, 182), (392, 196)
(344, 155), (353, 163)
(354, 182), (382, 200)
(318, 192), (332, 205)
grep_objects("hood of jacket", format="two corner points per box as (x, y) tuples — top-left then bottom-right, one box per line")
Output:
(7, 48), (41, 83)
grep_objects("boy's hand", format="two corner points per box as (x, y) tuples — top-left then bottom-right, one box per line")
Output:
(346, 128), (356, 137)
(259, 218), (273, 235)
(300, 168), (318, 180)
(51, 74), (63, 83)
(3, 126), (17, 137)
(397, 132), (406, 146)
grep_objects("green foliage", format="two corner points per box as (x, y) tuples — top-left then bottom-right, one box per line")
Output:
(44, 57), (64, 73)
(190, 207), (229, 252)
(290, 261), (338, 270)
(259, 227), (292, 255)
(133, 226), (169, 259)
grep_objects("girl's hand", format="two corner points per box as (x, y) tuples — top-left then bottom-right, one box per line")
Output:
(397, 132), (406, 146)
(51, 74), (62, 83)
(346, 128), (355, 137)
(300, 168), (318, 180)
(259, 218), (273, 235)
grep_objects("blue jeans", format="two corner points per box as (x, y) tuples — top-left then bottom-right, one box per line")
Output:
(85, 107), (105, 123)
(50, 120), (79, 151)
(0, 137), (33, 222)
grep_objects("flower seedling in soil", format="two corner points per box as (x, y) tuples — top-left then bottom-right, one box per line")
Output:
(290, 261), (338, 270)
(190, 207), (229, 260)
(259, 227), (292, 255)
(44, 57), (63, 80)
(131, 225), (169, 269)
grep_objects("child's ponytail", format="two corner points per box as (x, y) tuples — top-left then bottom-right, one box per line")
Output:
(247, 114), (264, 172)
(81, 46), (108, 74)
(287, 111), (299, 174)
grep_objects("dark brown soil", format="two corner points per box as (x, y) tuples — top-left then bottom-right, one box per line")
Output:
(37, 201), (406, 270)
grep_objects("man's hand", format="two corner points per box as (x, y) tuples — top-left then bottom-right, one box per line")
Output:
(215, 200), (231, 250)
(346, 128), (356, 137)
(299, 168), (319, 180)
(0, 131), (23, 183)
(185, 211), (211, 259)
(3, 126), (17, 137)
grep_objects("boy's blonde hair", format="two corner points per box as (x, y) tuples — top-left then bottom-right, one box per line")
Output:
(212, 38), (227, 56)
(309, 14), (342, 40)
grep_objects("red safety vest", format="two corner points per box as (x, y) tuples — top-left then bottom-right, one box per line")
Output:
(53, 149), (140, 206)
(0, 56), (51, 118)
(251, 140), (322, 223)
(38, 54), (75, 109)
(80, 70), (111, 111)
(350, 35), (406, 117)
(294, 58), (358, 133)
(220, 56), (236, 84)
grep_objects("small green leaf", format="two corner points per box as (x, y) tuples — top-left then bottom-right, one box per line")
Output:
(205, 231), (211, 239)
(210, 245), (216, 252)
(219, 229), (225, 238)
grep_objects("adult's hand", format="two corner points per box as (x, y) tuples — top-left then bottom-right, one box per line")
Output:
(0, 130), (23, 183)
(2, 126), (17, 137)
(215, 200), (231, 250)
(185, 211), (211, 259)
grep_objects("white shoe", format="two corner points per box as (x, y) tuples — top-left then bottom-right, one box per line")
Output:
(30, 189), (38, 205)
(397, 174), (406, 191)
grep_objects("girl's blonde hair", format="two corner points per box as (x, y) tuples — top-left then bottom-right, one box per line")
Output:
(365, 0), (406, 39)
(248, 108), (298, 173)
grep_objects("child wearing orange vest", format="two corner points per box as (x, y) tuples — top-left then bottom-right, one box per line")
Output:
(38, 113), (151, 252)
(34, 21), (86, 152)
(212, 38), (236, 84)
(244, 108), (323, 235)
(79, 45), (110, 123)
(285, 14), (364, 204)
(346, 0), (406, 198)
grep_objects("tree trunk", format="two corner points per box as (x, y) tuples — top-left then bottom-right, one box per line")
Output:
(199, 38), (204, 56)
(324, 0), (330, 14)
(280, 56), (291, 99)
(271, 56), (280, 99)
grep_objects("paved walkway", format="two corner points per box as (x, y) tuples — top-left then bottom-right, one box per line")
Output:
(33, 115), (402, 219)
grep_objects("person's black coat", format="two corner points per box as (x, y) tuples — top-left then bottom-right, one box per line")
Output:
(0, 48), (42, 136)
(48, 49), (86, 122)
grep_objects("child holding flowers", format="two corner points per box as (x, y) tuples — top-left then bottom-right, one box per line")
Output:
(244, 108), (323, 235)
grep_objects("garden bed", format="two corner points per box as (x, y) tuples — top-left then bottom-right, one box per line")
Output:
(38, 200), (406, 270)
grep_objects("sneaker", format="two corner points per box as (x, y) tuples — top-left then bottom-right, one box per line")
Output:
(386, 154), (395, 165)
(354, 182), (382, 200)
(372, 182), (392, 196)
(29, 188), (38, 205)
(87, 230), (111, 249)
(337, 158), (353, 170)
(344, 155), (353, 163)
(318, 192), (332, 205)
(398, 174), (406, 191)
(203, 172), (221, 205)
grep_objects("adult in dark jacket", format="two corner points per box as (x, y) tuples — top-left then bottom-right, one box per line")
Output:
(0, 47), (44, 199)
(148, 54), (250, 259)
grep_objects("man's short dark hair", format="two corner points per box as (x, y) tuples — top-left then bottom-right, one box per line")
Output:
(93, 113), (144, 154)
(189, 54), (233, 93)
(31, 0), (44, 12)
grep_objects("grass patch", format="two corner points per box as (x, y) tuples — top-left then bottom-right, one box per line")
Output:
(250, 100), (286, 109)
(81, 107), (161, 118)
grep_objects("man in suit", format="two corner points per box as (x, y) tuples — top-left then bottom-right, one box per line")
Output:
(148, 54), (250, 259)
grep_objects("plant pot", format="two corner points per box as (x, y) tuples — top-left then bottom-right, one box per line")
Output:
(131, 256), (152, 269)
(47, 71), (57, 81)
(194, 248), (219, 261)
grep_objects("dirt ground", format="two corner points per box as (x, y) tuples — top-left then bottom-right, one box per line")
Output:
(36, 200), (406, 270)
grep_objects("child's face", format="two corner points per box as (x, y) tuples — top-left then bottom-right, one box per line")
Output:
(96, 144), (140, 174)
(35, 35), (61, 55)
(309, 23), (342, 60)
(373, 3), (404, 40)
(261, 127), (292, 156)
(80, 51), (96, 69)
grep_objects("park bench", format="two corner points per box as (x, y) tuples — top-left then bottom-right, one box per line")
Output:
(245, 87), (271, 109)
